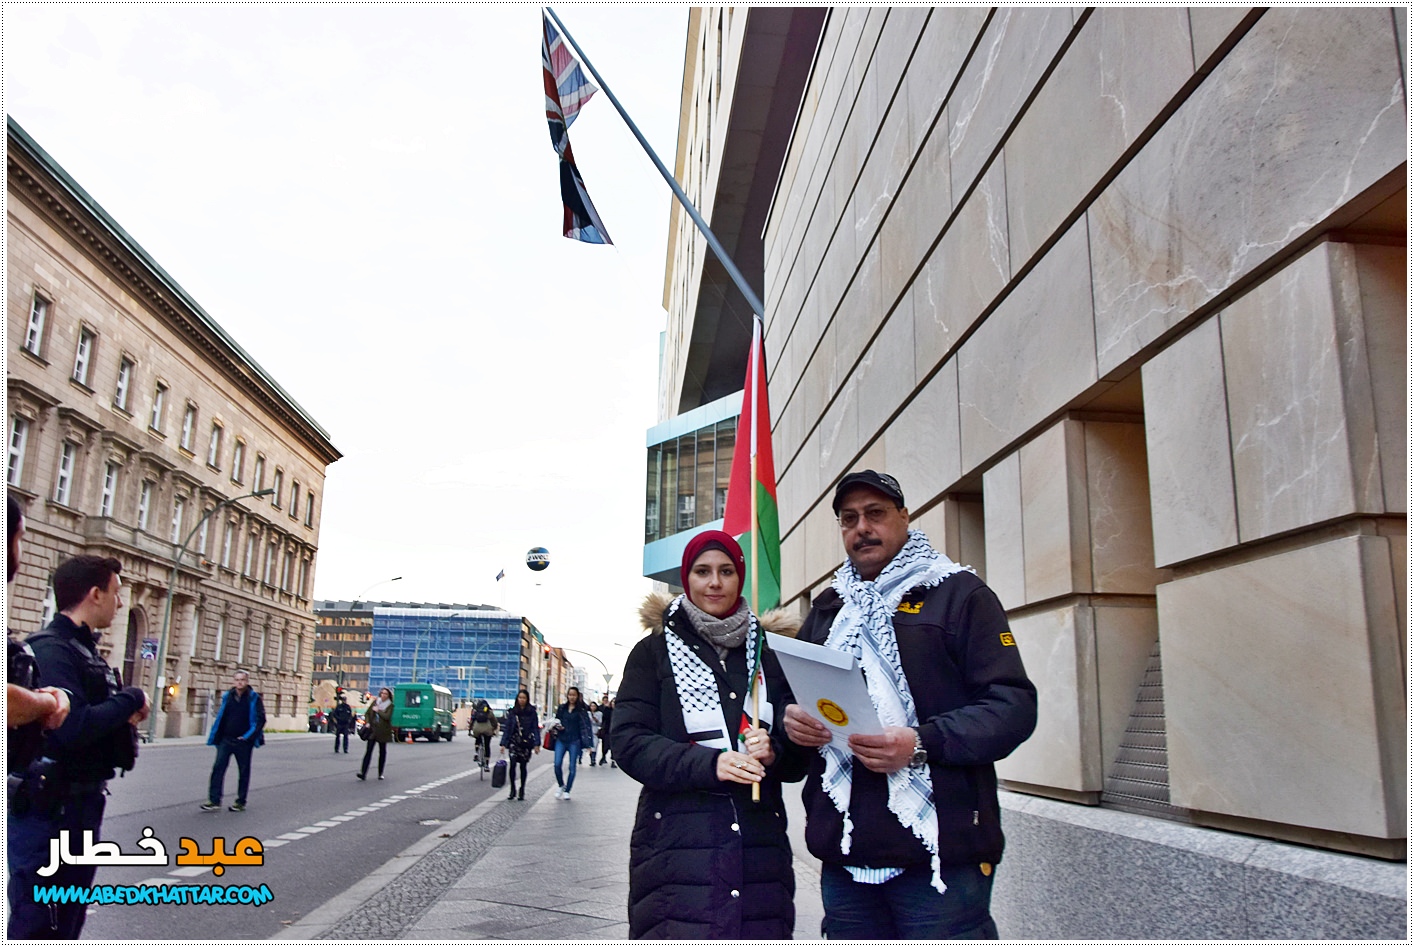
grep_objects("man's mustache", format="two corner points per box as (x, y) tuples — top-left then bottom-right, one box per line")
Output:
(852, 537), (883, 552)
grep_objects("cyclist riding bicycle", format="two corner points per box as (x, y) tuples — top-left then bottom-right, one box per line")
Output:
(470, 699), (498, 768)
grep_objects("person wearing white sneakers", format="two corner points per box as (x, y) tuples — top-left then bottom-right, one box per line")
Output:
(550, 686), (594, 799)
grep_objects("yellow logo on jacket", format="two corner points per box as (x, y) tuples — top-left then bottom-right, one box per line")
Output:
(999, 632), (1016, 647)
(897, 601), (922, 614)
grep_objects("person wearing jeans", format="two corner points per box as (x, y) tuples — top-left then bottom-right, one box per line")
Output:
(202, 670), (264, 812)
(551, 686), (593, 799)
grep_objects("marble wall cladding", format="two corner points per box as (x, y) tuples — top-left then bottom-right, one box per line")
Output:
(995, 603), (1101, 791)
(1141, 317), (1239, 567)
(817, 383), (859, 506)
(1093, 604), (1159, 777)
(855, 293), (914, 439)
(1221, 242), (1384, 543)
(1161, 535), (1405, 838)
(946, 7), (1077, 198)
(1348, 244), (1406, 514)
(881, 358), (961, 507)
(1088, 7), (1406, 376)
(802, 501), (845, 593)
(1084, 422), (1165, 594)
(831, 244), (883, 384)
(913, 160), (1009, 380)
(850, 87), (911, 251)
(904, 7), (990, 150)
(958, 219), (1097, 473)
(926, 495), (986, 572)
(879, 102), (951, 315)
(982, 451), (1025, 609)
(1004, 7), (1193, 268)
(1386, 522), (1406, 668)
(1187, 6), (1257, 67)
(1020, 420), (1092, 603)
(779, 523), (806, 611)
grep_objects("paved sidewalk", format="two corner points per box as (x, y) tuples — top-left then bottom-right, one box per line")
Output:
(284, 750), (825, 940)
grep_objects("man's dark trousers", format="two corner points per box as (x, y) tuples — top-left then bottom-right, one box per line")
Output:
(334, 730), (349, 753)
(7, 789), (106, 938)
(208, 738), (253, 806)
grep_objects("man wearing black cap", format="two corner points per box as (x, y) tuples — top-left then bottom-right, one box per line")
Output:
(782, 470), (1037, 939)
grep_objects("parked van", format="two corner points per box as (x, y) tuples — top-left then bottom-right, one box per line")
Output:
(391, 682), (455, 742)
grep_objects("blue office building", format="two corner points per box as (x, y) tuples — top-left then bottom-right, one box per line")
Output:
(368, 607), (523, 704)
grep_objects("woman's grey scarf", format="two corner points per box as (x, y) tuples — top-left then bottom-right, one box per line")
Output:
(664, 595), (769, 751)
(678, 595), (750, 662)
(820, 528), (971, 894)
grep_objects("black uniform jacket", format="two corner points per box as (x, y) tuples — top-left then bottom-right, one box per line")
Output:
(789, 571), (1037, 869)
(612, 592), (807, 939)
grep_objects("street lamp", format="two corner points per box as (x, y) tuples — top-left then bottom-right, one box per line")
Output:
(559, 647), (616, 700)
(146, 487), (275, 741)
(356, 575), (402, 603)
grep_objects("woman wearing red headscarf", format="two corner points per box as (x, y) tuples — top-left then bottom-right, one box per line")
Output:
(612, 529), (806, 939)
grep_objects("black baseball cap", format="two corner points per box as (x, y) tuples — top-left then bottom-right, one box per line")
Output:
(832, 470), (906, 513)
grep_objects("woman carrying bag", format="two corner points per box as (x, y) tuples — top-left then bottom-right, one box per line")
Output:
(500, 688), (541, 801)
(357, 687), (395, 781)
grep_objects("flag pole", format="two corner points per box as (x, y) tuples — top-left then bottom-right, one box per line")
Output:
(749, 329), (762, 803)
(544, 6), (765, 321)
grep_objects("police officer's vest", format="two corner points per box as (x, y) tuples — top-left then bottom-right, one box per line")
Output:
(7, 636), (44, 773)
(26, 629), (139, 777)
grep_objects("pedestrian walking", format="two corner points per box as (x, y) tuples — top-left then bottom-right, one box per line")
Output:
(331, 695), (355, 753)
(613, 529), (805, 939)
(551, 686), (594, 799)
(357, 686), (395, 780)
(8, 554), (148, 938)
(597, 697), (614, 767)
(499, 688), (541, 801)
(201, 669), (266, 812)
(587, 701), (602, 765)
(782, 470), (1038, 939)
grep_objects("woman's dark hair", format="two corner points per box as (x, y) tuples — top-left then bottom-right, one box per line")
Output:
(566, 686), (581, 707)
(514, 688), (530, 707)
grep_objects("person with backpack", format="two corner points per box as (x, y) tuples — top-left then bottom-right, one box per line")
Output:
(201, 669), (266, 812)
(331, 695), (355, 753)
(7, 553), (148, 939)
(469, 698), (498, 767)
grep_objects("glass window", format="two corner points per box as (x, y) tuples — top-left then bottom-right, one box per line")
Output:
(180, 405), (197, 451)
(231, 441), (246, 483)
(305, 491), (315, 527)
(289, 481), (299, 518)
(644, 445), (661, 543)
(114, 358), (133, 410)
(53, 443), (76, 506)
(72, 329), (95, 385)
(676, 433), (696, 532)
(272, 470), (283, 508)
(221, 522), (234, 568)
(8, 417), (29, 488)
(696, 426), (715, 526)
(138, 481), (153, 530)
(150, 384), (167, 431)
(170, 497), (185, 543)
(253, 456), (265, 492)
(715, 418), (735, 521)
(207, 424), (222, 467)
(25, 295), (48, 356)
(100, 462), (118, 517)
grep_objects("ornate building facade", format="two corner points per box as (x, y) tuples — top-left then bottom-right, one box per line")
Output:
(6, 117), (341, 735)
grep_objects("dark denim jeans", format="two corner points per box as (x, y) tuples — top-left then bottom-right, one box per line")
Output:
(820, 862), (999, 939)
(553, 738), (581, 791)
(207, 737), (254, 805)
(7, 790), (107, 938)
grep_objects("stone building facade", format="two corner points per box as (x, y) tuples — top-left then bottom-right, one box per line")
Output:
(655, 7), (1406, 937)
(6, 117), (341, 735)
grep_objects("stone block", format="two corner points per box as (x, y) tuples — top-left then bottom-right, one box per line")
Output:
(958, 218), (1096, 473)
(855, 293), (914, 440)
(1142, 317), (1239, 566)
(1005, 7), (1193, 268)
(780, 523), (806, 607)
(982, 451), (1025, 609)
(913, 161), (1008, 379)
(1089, 7), (1406, 375)
(1348, 243), (1406, 513)
(802, 502), (845, 592)
(1187, 7), (1255, 67)
(904, 7), (990, 147)
(879, 111), (951, 315)
(1221, 242), (1385, 542)
(946, 7), (1076, 196)
(1162, 535), (1405, 838)
(995, 603), (1100, 792)
(1093, 603), (1159, 775)
(817, 382), (859, 495)
(1084, 421), (1164, 594)
(882, 358), (961, 507)
(1021, 420), (1092, 603)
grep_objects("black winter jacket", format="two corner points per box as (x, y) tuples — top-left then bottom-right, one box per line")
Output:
(789, 572), (1036, 869)
(612, 593), (806, 939)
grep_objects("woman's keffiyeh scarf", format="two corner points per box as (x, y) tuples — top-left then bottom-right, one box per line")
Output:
(820, 529), (971, 894)
(664, 595), (770, 749)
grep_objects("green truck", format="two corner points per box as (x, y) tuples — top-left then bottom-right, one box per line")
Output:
(391, 682), (456, 742)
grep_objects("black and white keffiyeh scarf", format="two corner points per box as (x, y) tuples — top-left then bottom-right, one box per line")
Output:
(664, 594), (772, 749)
(820, 529), (971, 894)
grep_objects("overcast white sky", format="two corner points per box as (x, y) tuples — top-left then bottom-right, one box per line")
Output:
(5, 4), (692, 685)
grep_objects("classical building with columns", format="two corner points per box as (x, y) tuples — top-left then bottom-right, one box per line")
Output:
(651, 8), (1405, 938)
(6, 116), (341, 735)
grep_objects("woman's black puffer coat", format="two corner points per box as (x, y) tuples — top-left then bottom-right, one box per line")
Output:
(612, 592), (806, 939)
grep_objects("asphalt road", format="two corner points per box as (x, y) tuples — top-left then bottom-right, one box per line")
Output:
(67, 731), (542, 940)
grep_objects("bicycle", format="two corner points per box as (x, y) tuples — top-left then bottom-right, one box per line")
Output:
(474, 730), (493, 779)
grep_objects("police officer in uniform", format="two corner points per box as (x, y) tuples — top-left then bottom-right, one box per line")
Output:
(7, 496), (70, 752)
(7, 554), (149, 939)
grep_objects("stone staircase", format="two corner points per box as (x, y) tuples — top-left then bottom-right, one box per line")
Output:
(1101, 639), (1191, 822)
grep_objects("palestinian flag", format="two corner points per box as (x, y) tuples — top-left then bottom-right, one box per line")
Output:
(723, 318), (781, 611)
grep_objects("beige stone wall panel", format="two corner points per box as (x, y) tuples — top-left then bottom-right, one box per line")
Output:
(1093, 603), (1160, 780)
(803, 501), (846, 593)
(1187, 7), (1258, 69)
(1346, 243), (1406, 514)
(912, 160), (1010, 381)
(881, 358), (962, 514)
(904, 8), (991, 151)
(1220, 242), (1386, 543)
(818, 378), (860, 493)
(1084, 421), (1165, 595)
(830, 243), (884, 392)
(957, 219), (1097, 473)
(982, 451), (1025, 609)
(1021, 420), (1093, 603)
(1088, 7), (1406, 377)
(946, 7), (1078, 200)
(1004, 7), (1194, 269)
(994, 603), (1100, 792)
(855, 293), (915, 440)
(1162, 535), (1405, 838)
(1142, 317), (1240, 567)
(880, 105), (953, 327)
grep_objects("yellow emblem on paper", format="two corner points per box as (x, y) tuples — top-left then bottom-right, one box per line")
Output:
(999, 632), (1015, 647)
(816, 699), (849, 727)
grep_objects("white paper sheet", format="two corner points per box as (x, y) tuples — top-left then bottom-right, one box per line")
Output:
(766, 632), (883, 741)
